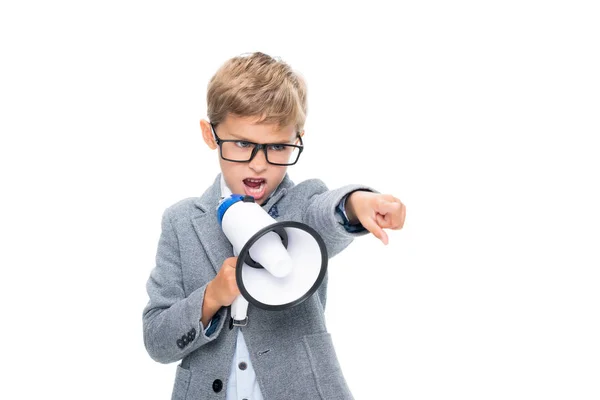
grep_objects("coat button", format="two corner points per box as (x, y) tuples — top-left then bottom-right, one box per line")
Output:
(238, 362), (247, 370)
(176, 339), (185, 349)
(212, 379), (223, 393)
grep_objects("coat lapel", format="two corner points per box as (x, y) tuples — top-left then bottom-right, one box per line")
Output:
(191, 175), (233, 274)
(262, 174), (294, 213)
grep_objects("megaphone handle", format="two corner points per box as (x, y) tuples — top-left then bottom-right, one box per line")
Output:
(230, 295), (249, 327)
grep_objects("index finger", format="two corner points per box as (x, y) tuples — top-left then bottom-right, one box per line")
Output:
(362, 217), (389, 245)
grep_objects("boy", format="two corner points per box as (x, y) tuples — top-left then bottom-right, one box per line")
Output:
(143, 52), (406, 400)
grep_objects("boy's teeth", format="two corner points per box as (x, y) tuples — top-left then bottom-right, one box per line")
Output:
(246, 182), (264, 194)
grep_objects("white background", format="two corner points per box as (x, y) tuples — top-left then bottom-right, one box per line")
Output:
(1, 1), (599, 399)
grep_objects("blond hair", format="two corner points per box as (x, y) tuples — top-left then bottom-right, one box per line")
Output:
(206, 52), (307, 132)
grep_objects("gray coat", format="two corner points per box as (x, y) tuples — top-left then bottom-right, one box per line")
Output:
(143, 174), (371, 400)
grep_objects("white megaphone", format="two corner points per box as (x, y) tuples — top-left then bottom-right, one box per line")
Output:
(217, 193), (328, 327)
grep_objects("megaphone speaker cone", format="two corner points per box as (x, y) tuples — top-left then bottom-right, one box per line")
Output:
(236, 221), (328, 311)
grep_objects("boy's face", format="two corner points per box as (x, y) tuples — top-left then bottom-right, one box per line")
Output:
(200, 115), (300, 205)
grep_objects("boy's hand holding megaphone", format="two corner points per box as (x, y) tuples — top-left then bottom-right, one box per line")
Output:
(201, 257), (240, 327)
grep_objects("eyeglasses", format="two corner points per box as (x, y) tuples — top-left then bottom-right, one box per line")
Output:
(210, 123), (304, 166)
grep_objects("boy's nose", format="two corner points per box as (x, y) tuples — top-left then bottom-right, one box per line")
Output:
(248, 148), (268, 173)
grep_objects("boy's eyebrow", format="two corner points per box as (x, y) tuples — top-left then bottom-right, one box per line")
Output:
(223, 131), (296, 144)
(268, 138), (296, 144)
(220, 131), (254, 141)
(224, 132), (248, 140)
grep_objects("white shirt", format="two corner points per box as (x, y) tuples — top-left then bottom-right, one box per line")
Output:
(226, 330), (264, 400)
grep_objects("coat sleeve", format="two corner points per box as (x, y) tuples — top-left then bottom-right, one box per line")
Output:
(142, 209), (227, 364)
(300, 179), (375, 258)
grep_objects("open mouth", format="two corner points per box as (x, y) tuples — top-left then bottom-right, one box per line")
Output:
(242, 178), (267, 199)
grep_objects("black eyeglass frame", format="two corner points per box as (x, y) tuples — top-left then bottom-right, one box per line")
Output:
(210, 123), (304, 166)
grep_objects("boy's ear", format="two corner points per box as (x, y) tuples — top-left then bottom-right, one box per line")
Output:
(200, 119), (218, 150)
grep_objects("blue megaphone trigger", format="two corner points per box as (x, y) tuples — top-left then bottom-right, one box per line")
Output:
(217, 194), (256, 225)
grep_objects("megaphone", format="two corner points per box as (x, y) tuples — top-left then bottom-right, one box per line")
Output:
(217, 194), (328, 326)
